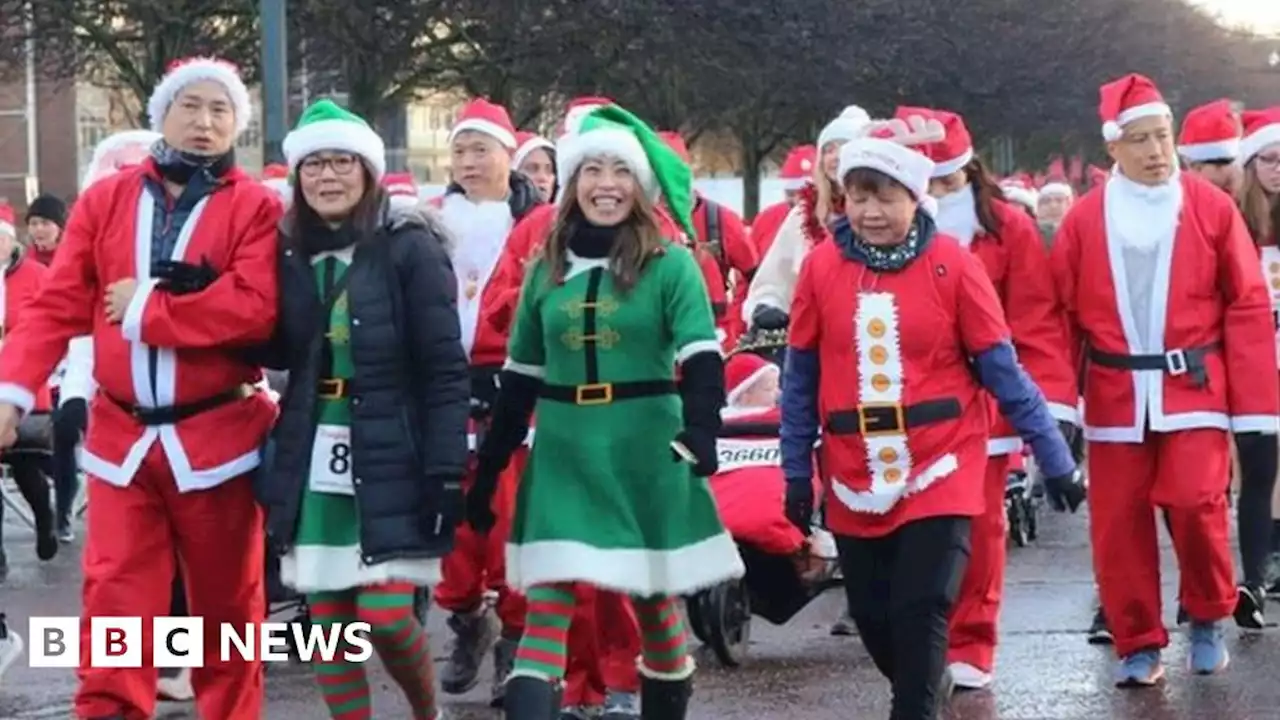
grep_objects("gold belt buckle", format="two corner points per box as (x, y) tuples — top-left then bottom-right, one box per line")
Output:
(858, 402), (905, 437)
(318, 378), (345, 400)
(574, 383), (613, 405)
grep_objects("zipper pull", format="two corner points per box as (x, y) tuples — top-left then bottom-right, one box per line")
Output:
(433, 513), (443, 535)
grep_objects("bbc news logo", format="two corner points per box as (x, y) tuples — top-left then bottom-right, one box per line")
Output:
(28, 617), (373, 667)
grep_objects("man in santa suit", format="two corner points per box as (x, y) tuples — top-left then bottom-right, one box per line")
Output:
(1177, 99), (1244, 198)
(260, 162), (292, 206)
(0, 57), (279, 718)
(429, 96), (542, 706)
(1051, 73), (1280, 686)
(382, 171), (421, 211)
(751, 145), (816, 258)
(658, 131), (758, 349)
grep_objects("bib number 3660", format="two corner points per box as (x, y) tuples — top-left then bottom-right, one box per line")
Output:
(309, 424), (354, 496)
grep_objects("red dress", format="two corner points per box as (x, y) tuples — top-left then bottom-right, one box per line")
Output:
(789, 234), (1010, 537)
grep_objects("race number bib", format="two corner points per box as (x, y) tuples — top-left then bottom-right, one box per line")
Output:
(1262, 247), (1280, 369)
(716, 437), (782, 473)
(309, 424), (353, 496)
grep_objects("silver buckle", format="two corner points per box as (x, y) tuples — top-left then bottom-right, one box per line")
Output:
(1164, 349), (1188, 376)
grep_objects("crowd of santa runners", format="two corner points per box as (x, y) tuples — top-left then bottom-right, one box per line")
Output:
(0, 55), (1278, 720)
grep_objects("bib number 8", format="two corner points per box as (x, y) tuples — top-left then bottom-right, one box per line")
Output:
(330, 443), (351, 474)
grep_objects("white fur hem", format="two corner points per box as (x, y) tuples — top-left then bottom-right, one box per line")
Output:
(280, 544), (442, 594)
(557, 127), (656, 200)
(1242, 124), (1280, 165)
(506, 532), (745, 597)
(283, 119), (387, 179)
(1179, 138), (1240, 163)
(0, 383), (35, 414)
(147, 58), (251, 134)
(638, 656), (696, 680)
(931, 147), (974, 178)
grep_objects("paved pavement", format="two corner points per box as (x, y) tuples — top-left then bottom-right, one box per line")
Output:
(3, 498), (1280, 719)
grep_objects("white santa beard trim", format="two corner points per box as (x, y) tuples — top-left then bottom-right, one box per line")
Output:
(557, 127), (656, 200)
(930, 147), (974, 178)
(505, 531), (746, 597)
(726, 365), (780, 406)
(1242, 125), (1280, 166)
(147, 61), (251, 134)
(1038, 182), (1074, 199)
(513, 138), (554, 169)
(450, 119), (517, 150)
(0, 383), (35, 414)
(1178, 138), (1240, 163)
(284, 119), (387, 180)
(1103, 102), (1172, 141)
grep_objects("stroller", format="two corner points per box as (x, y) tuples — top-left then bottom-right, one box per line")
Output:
(684, 328), (842, 668)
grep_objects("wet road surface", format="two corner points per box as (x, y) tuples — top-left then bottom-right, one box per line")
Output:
(3, 503), (1279, 719)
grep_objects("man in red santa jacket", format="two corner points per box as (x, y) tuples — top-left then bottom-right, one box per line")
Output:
(901, 105), (1081, 692)
(0, 57), (278, 719)
(429, 96), (542, 707)
(1177, 99), (1244, 198)
(1051, 73), (1280, 687)
(751, 145), (817, 258)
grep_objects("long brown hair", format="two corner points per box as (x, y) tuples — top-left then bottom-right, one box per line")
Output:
(1240, 158), (1279, 244)
(541, 170), (665, 294)
(812, 150), (844, 220)
(962, 155), (1005, 237)
(281, 159), (386, 251)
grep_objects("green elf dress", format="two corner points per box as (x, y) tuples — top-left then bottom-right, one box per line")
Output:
(503, 242), (745, 597)
(279, 247), (443, 593)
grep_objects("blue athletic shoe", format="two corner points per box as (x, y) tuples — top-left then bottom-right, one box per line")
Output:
(1115, 648), (1164, 687)
(1188, 621), (1229, 675)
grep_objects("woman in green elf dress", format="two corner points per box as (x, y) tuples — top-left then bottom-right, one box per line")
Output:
(254, 99), (470, 720)
(466, 105), (745, 720)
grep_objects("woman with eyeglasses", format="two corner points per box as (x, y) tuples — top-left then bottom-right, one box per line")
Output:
(252, 99), (470, 720)
(1238, 108), (1280, 614)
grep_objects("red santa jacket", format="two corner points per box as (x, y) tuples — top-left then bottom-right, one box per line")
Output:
(2, 251), (51, 412)
(969, 199), (1077, 455)
(790, 234), (1007, 536)
(687, 196), (757, 348)
(0, 161), (280, 489)
(1050, 173), (1280, 442)
(749, 200), (793, 258)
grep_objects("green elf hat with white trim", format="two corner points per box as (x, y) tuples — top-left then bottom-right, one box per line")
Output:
(556, 104), (696, 241)
(283, 99), (387, 180)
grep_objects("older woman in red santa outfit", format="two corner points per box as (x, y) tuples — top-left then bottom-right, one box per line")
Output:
(1052, 74), (1279, 686)
(898, 105), (1082, 692)
(781, 116), (1076, 719)
(751, 145), (817, 258)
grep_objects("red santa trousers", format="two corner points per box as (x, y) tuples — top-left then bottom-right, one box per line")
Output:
(1088, 428), (1236, 657)
(75, 442), (264, 720)
(563, 585), (641, 707)
(947, 455), (1011, 672)
(435, 449), (527, 631)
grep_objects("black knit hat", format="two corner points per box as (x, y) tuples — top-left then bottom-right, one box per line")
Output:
(25, 194), (66, 228)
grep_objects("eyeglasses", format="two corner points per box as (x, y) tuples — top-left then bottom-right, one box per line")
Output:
(298, 154), (359, 177)
(1256, 155), (1280, 170)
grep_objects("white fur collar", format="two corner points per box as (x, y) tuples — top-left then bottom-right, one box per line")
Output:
(934, 185), (980, 247)
(1105, 168), (1182, 250)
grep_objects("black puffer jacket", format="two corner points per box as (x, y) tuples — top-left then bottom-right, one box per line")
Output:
(253, 205), (470, 564)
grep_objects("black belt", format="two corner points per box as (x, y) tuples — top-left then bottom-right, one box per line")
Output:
(317, 378), (348, 399)
(540, 380), (677, 406)
(826, 398), (961, 436)
(108, 387), (245, 426)
(1087, 342), (1218, 388)
(719, 421), (781, 438)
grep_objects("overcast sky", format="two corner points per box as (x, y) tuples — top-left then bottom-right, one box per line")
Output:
(1192, 0), (1280, 34)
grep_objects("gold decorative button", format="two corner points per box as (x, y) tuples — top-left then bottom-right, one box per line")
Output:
(871, 374), (891, 392)
(1269, 262), (1279, 273)
(870, 345), (888, 364)
(884, 468), (903, 483)
(1271, 277), (1280, 290)
(867, 318), (886, 338)
(878, 447), (898, 463)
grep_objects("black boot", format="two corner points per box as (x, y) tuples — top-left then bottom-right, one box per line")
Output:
(640, 673), (692, 720)
(504, 675), (562, 720)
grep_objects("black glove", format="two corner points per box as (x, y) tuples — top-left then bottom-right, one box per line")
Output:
(784, 478), (814, 534)
(475, 369), (541, 472)
(674, 352), (725, 477)
(54, 398), (88, 443)
(1043, 468), (1086, 513)
(463, 464), (499, 533)
(751, 305), (789, 331)
(152, 257), (219, 295)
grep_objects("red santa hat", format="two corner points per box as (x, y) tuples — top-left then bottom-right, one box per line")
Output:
(1241, 107), (1280, 166)
(779, 145), (817, 190)
(81, 130), (161, 189)
(817, 105), (872, 151)
(262, 163), (289, 180)
(513, 131), (554, 169)
(448, 98), (517, 150)
(1177, 99), (1241, 163)
(0, 203), (13, 239)
(559, 96), (615, 137)
(147, 57), (252, 136)
(382, 172), (417, 198)
(895, 106), (972, 178)
(837, 115), (943, 215)
(659, 131), (692, 163)
(999, 180), (1038, 212)
(725, 352), (780, 405)
(1038, 176), (1074, 200)
(1098, 73), (1171, 142)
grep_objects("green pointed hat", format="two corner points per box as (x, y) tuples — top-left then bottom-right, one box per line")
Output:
(556, 105), (695, 240)
(282, 99), (386, 179)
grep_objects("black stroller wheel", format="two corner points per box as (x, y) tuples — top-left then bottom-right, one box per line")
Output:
(707, 578), (751, 668)
(684, 591), (713, 644)
(1024, 496), (1039, 541)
